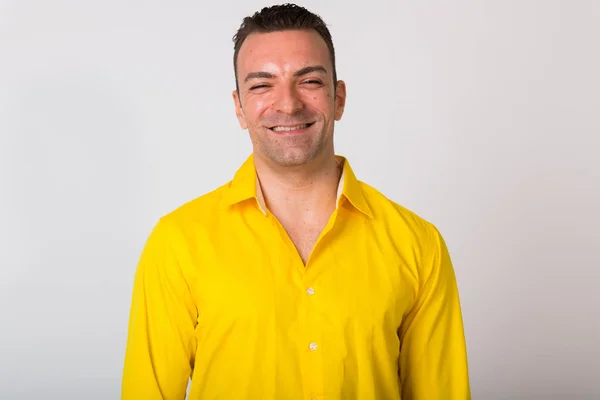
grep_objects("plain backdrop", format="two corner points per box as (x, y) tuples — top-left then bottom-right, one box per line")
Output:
(1, 1), (599, 399)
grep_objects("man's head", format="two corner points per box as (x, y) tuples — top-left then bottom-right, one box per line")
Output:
(232, 4), (346, 168)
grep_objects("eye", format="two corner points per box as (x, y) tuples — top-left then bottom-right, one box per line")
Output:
(249, 84), (271, 91)
(302, 79), (323, 85)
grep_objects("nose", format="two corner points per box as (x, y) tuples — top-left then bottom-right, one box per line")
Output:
(273, 83), (304, 115)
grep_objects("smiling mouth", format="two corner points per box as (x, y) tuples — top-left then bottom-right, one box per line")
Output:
(269, 122), (314, 132)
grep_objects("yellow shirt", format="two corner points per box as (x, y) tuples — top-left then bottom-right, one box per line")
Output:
(122, 155), (470, 400)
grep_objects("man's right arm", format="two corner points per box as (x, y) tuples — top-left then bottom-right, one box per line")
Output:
(121, 218), (197, 400)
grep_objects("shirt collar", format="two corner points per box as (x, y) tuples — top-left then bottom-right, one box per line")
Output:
(225, 153), (373, 218)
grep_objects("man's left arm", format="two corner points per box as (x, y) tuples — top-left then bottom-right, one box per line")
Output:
(398, 224), (471, 399)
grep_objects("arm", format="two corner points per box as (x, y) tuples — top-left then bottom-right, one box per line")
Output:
(398, 224), (471, 399)
(122, 218), (197, 400)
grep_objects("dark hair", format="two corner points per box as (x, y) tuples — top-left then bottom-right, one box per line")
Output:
(232, 3), (337, 93)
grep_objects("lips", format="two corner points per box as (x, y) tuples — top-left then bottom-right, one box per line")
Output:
(269, 122), (314, 132)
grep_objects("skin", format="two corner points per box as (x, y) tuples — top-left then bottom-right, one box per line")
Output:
(232, 29), (348, 263)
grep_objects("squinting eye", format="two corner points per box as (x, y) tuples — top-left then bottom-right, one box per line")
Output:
(303, 80), (322, 85)
(250, 84), (270, 90)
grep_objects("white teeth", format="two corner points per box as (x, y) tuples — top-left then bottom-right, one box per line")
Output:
(271, 124), (310, 132)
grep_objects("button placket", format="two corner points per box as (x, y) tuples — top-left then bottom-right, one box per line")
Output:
(303, 261), (324, 397)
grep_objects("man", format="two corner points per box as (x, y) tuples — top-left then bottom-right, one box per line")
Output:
(122, 4), (470, 399)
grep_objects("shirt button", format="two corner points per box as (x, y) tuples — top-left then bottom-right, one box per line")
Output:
(309, 342), (318, 351)
(306, 287), (315, 295)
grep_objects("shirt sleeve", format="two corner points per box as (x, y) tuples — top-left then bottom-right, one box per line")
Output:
(121, 218), (198, 400)
(398, 224), (471, 399)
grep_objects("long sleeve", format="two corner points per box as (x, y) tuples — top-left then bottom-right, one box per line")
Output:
(398, 225), (471, 399)
(121, 218), (198, 400)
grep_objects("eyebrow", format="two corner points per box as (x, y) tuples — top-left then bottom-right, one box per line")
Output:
(243, 65), (328, 83)
(294, 65), (328, 77)
(244, 71), (275, 83)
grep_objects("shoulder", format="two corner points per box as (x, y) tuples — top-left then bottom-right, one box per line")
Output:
(358, 181), (450, 284)
(151, 181), (232, 241)
(359, 181), (441, 250)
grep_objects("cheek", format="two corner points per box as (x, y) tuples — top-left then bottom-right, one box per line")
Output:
(246, 99), (270, 125)
(315, 98), (335, 117)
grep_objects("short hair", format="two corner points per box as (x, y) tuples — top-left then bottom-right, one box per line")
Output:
(232, 3), (337, 92)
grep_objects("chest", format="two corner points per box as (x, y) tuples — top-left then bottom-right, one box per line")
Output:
(267, 204), (335, 264)
(281, 220), (325, 264)
(190, 225), (415, 398)
(193, 220), (418, 334)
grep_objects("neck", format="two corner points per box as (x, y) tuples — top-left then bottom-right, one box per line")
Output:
(254, 151), (343, 215)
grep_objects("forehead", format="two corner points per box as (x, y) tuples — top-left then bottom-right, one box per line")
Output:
(237, 29), (331, 75)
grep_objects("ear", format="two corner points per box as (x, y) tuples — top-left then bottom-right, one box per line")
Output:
(334, 80), (347, 121)
(232, 89), (248, 130)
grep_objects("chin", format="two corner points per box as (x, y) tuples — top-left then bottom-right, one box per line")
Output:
(271, 156), (311, 167)
(256, 135), (329, 167)
(267, 150), (318, 167)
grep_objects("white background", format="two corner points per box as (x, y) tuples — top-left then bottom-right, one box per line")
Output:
(1, 1), (599, 398)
